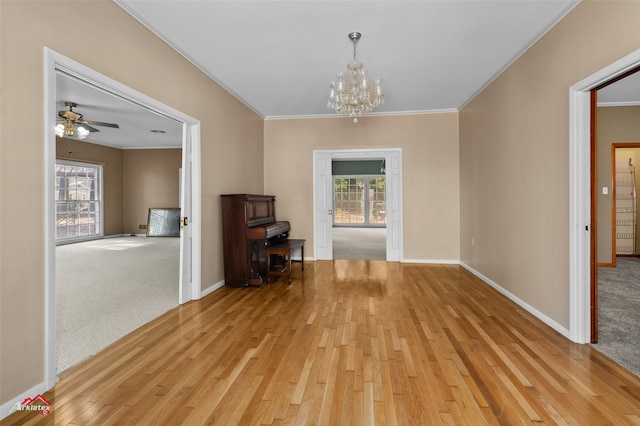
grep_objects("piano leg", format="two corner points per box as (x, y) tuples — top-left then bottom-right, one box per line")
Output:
(247, 241), (265, 286)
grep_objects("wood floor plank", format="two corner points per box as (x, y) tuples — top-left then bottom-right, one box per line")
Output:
(329, 346), (348, 424)
(4, 261), (640, 425)
(316, 347), (340, 425)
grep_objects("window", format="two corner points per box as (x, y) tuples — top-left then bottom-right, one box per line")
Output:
(334, 176), (386, 226)
(55, 161), (103, 242)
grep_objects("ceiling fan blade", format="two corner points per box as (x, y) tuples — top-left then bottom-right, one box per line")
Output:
(79, 123), (100, 133)
(80, 119), (119, 128)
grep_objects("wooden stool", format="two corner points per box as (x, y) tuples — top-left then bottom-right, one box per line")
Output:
(265, 239), (305, 284)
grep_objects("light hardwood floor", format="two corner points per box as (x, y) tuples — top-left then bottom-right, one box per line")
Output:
(4, 261), (640, 425)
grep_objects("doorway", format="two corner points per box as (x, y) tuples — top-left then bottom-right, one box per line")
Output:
(313, 149), (402, 261)
(591, 69), (640, 344)
(44, 49), (201, 385)
(592, 137), (640, 375)
(569, 47), (640, 345)
(612, 145), (639, 258)
(332, 162), (387, 260)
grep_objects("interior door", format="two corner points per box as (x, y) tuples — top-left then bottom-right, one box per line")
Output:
(179, 124), (193, 303)
(385, 150), (402, 261)
(314, 151), (333, 259)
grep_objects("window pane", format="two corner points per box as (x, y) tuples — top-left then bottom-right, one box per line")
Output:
(368, 177), (386, 224)
(334, 175), (386, 226)
(334, 177), (365, 224)
(55, 162), (102, 241)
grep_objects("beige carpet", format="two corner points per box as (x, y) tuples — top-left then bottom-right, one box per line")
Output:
(333, 227), (386, 260)
(56, 237), (179, 372)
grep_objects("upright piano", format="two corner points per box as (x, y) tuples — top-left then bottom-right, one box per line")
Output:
(221, 194), (290, 287)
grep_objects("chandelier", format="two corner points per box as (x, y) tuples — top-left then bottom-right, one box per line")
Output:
(327, 32), (384, 123)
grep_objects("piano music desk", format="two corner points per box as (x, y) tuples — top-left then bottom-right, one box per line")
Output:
(266, 239), (305, 284)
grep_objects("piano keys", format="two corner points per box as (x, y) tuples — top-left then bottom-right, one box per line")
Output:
(221, 194), (290, 287)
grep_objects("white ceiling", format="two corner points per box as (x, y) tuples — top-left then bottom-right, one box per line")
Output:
(55, 0), (640, 149)
(116, 0), (580, 118)
(598, 72), (640, 106)
(56, 73), (183, 149)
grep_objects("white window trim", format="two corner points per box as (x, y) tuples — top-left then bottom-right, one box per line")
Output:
(55, 159), (104, 245)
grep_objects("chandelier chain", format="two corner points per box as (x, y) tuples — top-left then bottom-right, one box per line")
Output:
(353, 38), (357, 62)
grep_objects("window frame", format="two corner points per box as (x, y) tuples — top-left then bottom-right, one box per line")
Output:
(333, 174), (386, 228)
(55, 159), (104, 244)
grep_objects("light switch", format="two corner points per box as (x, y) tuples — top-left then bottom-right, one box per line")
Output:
(602, 186), (609, 195)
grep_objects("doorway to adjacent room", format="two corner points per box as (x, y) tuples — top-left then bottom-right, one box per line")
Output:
(44, 48), (201, 385)
(313, 148), (402, 261)
(332, 162), (387, 260)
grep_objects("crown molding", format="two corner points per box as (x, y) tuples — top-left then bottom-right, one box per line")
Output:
(265, 108), (458, 121)
(597, 101), (640, 108)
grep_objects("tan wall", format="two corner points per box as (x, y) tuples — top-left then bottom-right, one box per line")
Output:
(56, 137), (124, 236)
(459, 1), (640, 329)
(123, 149), (182, 234)
(264, 113), (460, 261)
(596, 107), (640, 264)
(1, 1), (263, 405)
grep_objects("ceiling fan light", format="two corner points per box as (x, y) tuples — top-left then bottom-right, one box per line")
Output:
(75, 125), (90, 139)
(55, 123), (65, 137)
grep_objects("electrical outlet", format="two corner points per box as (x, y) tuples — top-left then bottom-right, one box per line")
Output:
(139, 224), (147, 230)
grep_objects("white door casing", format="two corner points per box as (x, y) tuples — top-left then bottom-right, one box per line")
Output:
(569, 48), (640, 343)
(313, 148), (403, 261)
(44, 48), (201, 390)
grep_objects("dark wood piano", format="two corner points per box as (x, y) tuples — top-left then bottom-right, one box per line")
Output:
(221, 194), (290, 287)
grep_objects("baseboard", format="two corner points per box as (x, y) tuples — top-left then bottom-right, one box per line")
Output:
(460, 262), (571, 340)
(103, 234), (148, 238)
(200, 279), (225, 298)
(402, 258), (460, 265)
(0, 380), (51, 421)
(312, 258), (459, 264)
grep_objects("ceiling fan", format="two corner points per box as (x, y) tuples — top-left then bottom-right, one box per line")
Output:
(56, 101), (119, 139)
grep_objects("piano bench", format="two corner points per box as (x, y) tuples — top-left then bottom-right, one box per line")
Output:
(265, 239), (305, 284)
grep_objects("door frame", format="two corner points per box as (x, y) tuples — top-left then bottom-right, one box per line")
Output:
(569, 48), (640, 344)
(44, 48), (201, 387)
(313, 148), (403, 261)
(611, 143), (640, 261)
